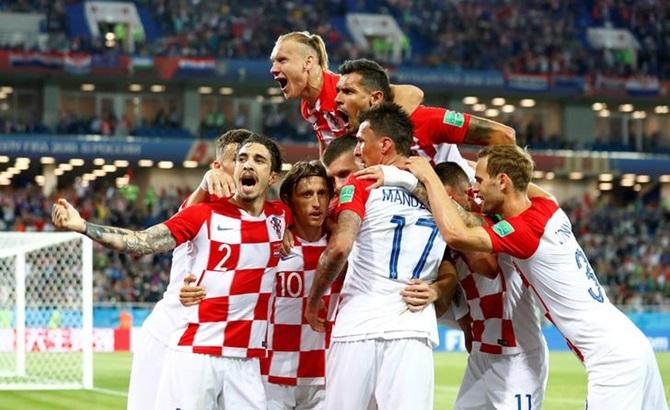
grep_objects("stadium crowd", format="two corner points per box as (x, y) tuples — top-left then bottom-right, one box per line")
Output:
(1, 181), (669, 307)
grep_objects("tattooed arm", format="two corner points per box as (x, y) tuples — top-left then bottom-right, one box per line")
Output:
(411, 183), (484, 228)
(52, 198), (176, 256)
(305, 210), (361, 332)
(464, 115), (516, 146)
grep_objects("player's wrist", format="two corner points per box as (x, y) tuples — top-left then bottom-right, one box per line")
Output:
(381, 165), (418, 191)
(198, 172), (210, 192)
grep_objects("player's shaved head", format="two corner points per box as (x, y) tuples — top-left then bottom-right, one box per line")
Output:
(357, 102), (413, 157)
(434, 162), (469, 192)
(322, 134), (357, 167)
(215, 129), (253, 159)
(277, 31), (329, 70)
(339, 59), (392, 102)
(477, 144), (534, 192)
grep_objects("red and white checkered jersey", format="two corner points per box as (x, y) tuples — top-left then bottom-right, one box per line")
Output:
(483, 197), (647, 366)
(300, 70), (347, 148)
(163, 198), (289, 358)
(333, 175), (447, 346)
(451, 248), (544, 355)
(260, 233), (344, 386)
(410, 106), (474, 180)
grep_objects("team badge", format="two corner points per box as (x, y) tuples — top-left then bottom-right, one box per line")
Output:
(270, 216), (283, 238)
(443, 110), (465, 128)
(339, 185), (354, 203)
(492, 220), (515, 237)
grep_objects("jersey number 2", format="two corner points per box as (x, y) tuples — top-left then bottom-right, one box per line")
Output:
(389, 215), (439, 279)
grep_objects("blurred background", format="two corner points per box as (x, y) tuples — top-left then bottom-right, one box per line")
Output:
(0, 0), (668, 354)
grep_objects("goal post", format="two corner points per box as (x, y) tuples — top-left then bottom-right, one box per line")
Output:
(0, 232), (93, 390)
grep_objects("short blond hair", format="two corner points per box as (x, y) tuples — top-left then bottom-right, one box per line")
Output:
(276, 31), (329, 70)
(477, 144), (534, 191)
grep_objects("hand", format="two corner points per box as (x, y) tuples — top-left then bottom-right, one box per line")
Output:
(458, 317), (473, 353)
(401, 279), (438, 312)
(51, 198), (86, 233)
(305, 297), (326, 333)
(279, 230), (294, 258)
(354, 165), (385, 191)
(201, 169), (235, 198)
(179, 274), (206, 306)
(403, 156), (437, 184)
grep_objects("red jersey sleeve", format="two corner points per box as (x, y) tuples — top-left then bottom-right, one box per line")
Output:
(482, 197), (559, 260)
(335, 174), (373, 219)
(163, 203), (211, 246)
(411, 105), (471, 145)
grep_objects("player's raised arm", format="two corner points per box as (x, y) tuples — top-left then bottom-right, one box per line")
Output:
(464, 115), (516, 146)
(51, 198), (177, 256)
(390, 84), (424, 114)
(306, 209), (361, 331)
(405, 157), (493, 253)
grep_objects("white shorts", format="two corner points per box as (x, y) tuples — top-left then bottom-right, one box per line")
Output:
(264, 381), (325, 410)
(155, 349), (265, 410)
(326, 338), (434, 410)
(127, 329), (167, 410)
(454, 344), (548, 410)
(586, 341), (668, 410)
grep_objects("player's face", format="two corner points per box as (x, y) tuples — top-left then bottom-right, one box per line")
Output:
(444, 183), (470, 210)
(325, 151), (360, 194)
(215, 143), (239, 175)
(335, 73), (375, 134)
(234, 143), (276, 202)
(270, 40), (309, 100)
(291, 176), (330, 229)
(473, 157), (503, 214)
(354, 121), (383, 168)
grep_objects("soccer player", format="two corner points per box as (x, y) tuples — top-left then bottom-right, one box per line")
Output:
(270, 31), (424, 155)
(434, 161), (548, 410)
(404, 145), (668, 410)
(52, 134), (290, 409)
(334, 58), (515, 179)
(125, 129), (249, 410)
(321, 134), (359, 195)
(306, 102), (458, 410)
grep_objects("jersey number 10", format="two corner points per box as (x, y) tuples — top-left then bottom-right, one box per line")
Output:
(389, 215), (440, 280)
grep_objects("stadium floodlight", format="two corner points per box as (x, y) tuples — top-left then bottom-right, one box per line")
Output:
(113, 160), (129, 168)
(40, 157), (55, 164)
(270, 96), (284, 104)
(569, 172), (583, 180)
(102, 165), (117, 173)
(622, 173), (636, 179)
(598, 109), (610, 118)
(0, 178), (10, 185)
(1, 86), (13, 94)
(501, 104), (515, 113)
(15, 157), (30, 164)
(632, 111), (647, 119)
(634, 184), (642, 192)
(150, 84), (166, 93)
(618, 104), (634, 113)
(660, 175), (670, 183)
(93, 158), (105, 166)
(491, 97), (505, 106)
(599, 173), (613, 182)
(93, 169), (106, 177)
(0, 233), (93, 390)
(636, 175), (650, 183)
(138, 159), (153, 167)
(69, 159), (85, 166)
(533, 170), (545, 179)
(472, 104), (486, 112)
(545, 171), (555, 180)
(80, 84), (95, 92)
(158, 161), (173, 169)
(6, 167), (19, 175)
(598, 182), (613, 191)
(592, 102), (605, 111)
(256, 95), (265, 102)
(129, 84), (143, 92)
(59, 164), (73, 172)
(0, 156), (8, 163)
(281, 163), (293, 172)
(520, 99), (536, 108)
(621, 178), (635, 187)
(219, 87), (234, 95)
(34, 175), (45, 185)
(462, 96), (478, 105)
(115, 177), (129, 187)
(484, 108), (499, 117)
(654, 105), (669, 114)
(198, 86), (213, 95)
(183, 160), (198, 168)
(267, 87), (282, 96)
(15, 163), (29, 171)
(53, 169), (64, 176)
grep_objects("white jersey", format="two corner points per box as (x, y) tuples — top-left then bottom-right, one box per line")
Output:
(141, 242), (193, 344)
(484, 197), (648, 366)
(333, 175), (447, 346)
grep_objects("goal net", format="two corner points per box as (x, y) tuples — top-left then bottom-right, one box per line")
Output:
(0, 232), (93, 390)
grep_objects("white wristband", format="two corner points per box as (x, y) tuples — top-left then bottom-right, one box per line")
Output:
(381, 165), (418, 192)
(198, 172), (209, 192)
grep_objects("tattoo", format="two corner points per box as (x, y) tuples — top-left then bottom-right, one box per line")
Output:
(412, 183), (430, 210)
(464, 116), (495, 145)
(84, 222), (176, 256)
(452, 200), (485, 228)
(309, 211), (361, 300)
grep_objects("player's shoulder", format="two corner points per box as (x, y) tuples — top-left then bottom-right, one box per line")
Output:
(266, 200), (291, 217)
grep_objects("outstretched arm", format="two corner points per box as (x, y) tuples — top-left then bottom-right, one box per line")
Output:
(464, 115), (516, 146)
(306, 210), (361, 331)
(52, 198), (176, 256)
(390, 84), (424, 114)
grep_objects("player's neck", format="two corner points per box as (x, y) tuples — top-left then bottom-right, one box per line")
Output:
(302, 69), (324, 106)
(229, 195), (266, 216)
(500, 191), (532, 218)
(382, 154), (407, 168)
(293, 223), (323, 243)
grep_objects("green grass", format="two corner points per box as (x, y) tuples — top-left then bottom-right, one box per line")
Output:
(0, 352), (668, 409)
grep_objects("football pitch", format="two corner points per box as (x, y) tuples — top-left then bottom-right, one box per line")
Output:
(0, 352), (668, 409)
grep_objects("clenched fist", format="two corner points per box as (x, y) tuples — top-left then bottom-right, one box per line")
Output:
(51, 198), (86, 233)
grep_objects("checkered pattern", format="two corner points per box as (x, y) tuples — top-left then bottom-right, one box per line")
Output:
(260, 234), (344, 386)
(164, 199), (288, 358)
(300, 71), (347, 148)
(452, 250), (520, 355)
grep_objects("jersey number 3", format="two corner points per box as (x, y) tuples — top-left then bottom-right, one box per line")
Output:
(575, 249), (604, 303)
(389, 215), (439, 279)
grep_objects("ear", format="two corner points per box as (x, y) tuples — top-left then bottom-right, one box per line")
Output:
(304, 54), (315, 71)
(211, 160), (222, 170)
(268, 172), (279, 186)
(380, 136), (394, 156)
(498, 173), (510, 191)
(370, 90), (385, 105)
